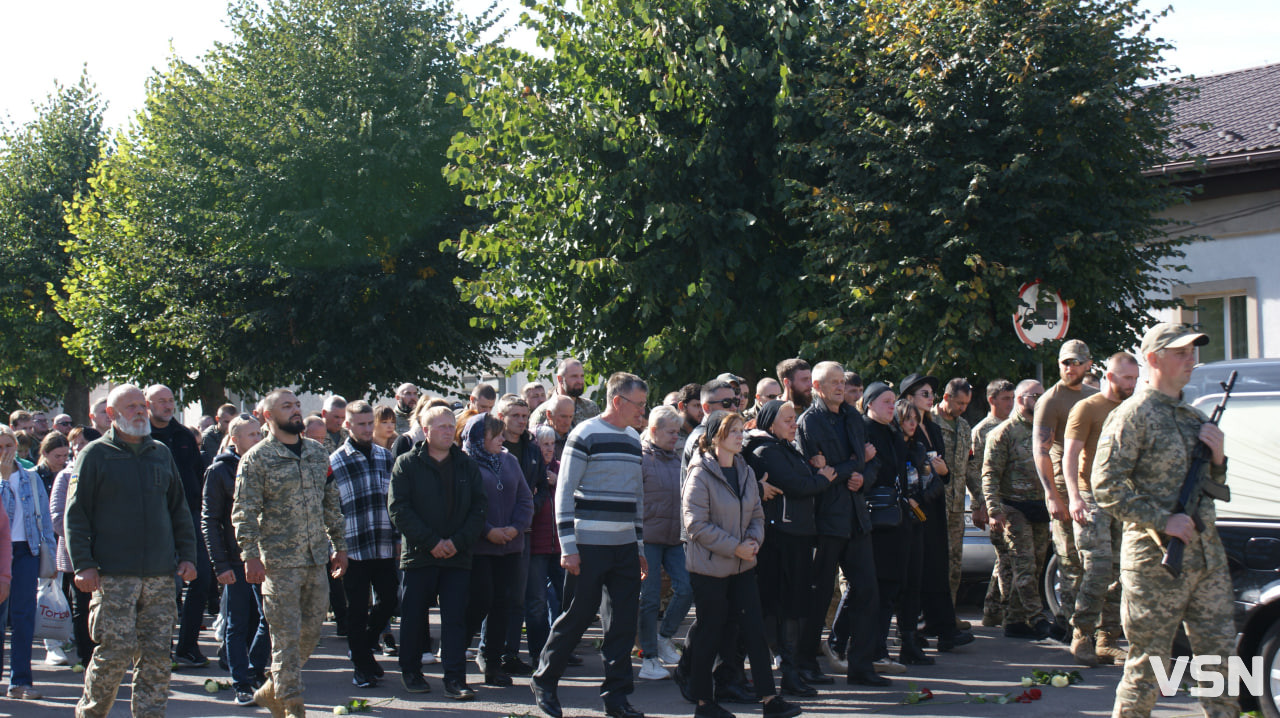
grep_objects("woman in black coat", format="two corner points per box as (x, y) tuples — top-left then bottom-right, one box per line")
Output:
(898, 374), (973, 650)
(743, 400), (834, 696)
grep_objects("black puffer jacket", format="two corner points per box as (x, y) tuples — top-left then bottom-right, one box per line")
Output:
(743, 430), (828, 537)
(796, 400), (882, 537)
(202, 450), (243, 574)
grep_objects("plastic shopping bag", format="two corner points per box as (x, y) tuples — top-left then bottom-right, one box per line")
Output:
(34, 578), (73, 642)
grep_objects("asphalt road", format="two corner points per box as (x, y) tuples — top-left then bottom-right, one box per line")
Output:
(9, 607), (1207, 718)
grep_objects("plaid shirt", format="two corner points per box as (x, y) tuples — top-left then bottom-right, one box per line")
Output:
(329, 439), (396, 561)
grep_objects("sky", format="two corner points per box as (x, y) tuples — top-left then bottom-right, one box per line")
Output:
(2, 0), (1277, 132)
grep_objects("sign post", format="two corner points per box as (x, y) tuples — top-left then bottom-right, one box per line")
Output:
(1013, 280), (1070, 348)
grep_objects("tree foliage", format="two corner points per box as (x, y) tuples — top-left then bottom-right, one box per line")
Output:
(447, 0), (815, 388)
(62, 0), (498, 410)
(0, 72), (106, 418)
(788, 0), (1191, 382)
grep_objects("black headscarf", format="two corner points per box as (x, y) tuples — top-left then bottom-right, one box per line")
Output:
(754, 400), (786, 435)
(861, 382), (895, 414)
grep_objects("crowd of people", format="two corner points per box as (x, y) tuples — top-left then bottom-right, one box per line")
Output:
(0, 323), (1240, 718)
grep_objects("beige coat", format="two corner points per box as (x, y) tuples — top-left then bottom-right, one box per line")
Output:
(681, 451), (765, 578)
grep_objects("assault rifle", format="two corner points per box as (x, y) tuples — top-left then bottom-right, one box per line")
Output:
(1162, 370), (1237, 578)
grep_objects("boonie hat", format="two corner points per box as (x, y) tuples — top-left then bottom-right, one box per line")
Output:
(1139, 323), (1209, 355)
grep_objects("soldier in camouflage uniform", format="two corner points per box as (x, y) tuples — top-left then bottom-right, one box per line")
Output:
(982, 379), (1050, 639)
(972, 380), (1015, 626)
(932, 378), (981, 608)
(65, 384), (199, 718)
(234, 389), (348, 718)
(1093, 324), (1237, 718)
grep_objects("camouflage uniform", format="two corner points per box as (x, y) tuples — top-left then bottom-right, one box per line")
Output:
(233, 435), (347, 710)
(79, 576), (176, 718)
(1066, 395), (1124, 637)
(982, 412), (1049, 627)
(1093, 385), (1237, 718)
(972, 414), (1012, 623)
(932, 407), (978, 603)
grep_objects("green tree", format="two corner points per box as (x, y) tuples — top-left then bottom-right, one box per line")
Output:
(62, 0), (497, 411)
(0, 71), (106, 421)
(447, 0), (815, 389)
(789, 0), (1190, 382)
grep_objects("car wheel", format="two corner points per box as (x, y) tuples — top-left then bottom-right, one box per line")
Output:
(1261, 619), (1280, 718)
(1043, 552), (1064, 618)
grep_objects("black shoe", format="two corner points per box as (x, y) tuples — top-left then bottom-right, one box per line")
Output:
(335, 622), (348, 638)
(502, 655), (535, 676)
(936, 630), (975, 651)
(174, 650), (209, 668)
(913, 633), (929, 650)
(443, 677), (476, 700)
(382, 632), (398, 657)
(352, 667), (378, 689)
(484, 670), (513, 687)
(846, 669), (891, 687)
(1045, 620), (1067, 643)
(899, 632), (935, 666)
(780, 673), (817, 698)
(1004, 622), (1040, 639)
(695, 701), (736, 718)
(566, 653), (584, 667)
(400, 671), (430, 693)
(763, 696), (802, 718)
(715, 681), (759, 704)
(796, 668), (833, 685)
(234, 689), (256, 706)
(604, 699), (644, 718)
(531, 679), (562, 718)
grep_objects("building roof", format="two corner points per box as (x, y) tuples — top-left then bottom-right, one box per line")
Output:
(1160, 62), (1280, 169)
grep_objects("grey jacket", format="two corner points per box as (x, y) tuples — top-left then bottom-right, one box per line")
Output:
(641, 438), (683, 546)
(681, 452), (765, 578)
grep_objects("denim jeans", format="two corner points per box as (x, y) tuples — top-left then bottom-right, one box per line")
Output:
(638, 542), (693, 657)
(0, 542), (39, 687)
(223, 563), (271, 691)
(525, 553), (558, 659)
(176, 534), (212, 656)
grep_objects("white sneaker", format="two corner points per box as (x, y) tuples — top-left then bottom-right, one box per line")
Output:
(421, 652), (438, 666)
(637, 657), (669, 681)
(656, 636), (681, 665)
(44, 641), (69, 666)
(874, 657), (907, 674)
(465, 647), (477, 660)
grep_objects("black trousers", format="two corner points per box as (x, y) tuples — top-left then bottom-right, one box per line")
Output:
(689, 570), (775, 701)
(798, 534), (849, 672)
(874, 519), (923, 658)
(534, 545), (640, 705)
(342, 558), (400, 669)
(918, 495), (959, 634)
(62, 572), (95, 665)
(826, 532), (880, 673)
(399, 565), (470, 681)
(466, 553), (521, 664)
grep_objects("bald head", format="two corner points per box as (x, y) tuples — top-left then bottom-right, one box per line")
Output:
(1014, 379), (1043, 420)
(144, 384), (176, 426)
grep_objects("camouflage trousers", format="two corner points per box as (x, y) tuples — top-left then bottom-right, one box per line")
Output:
(1051, 479), (1083, 619)
(1114, 537), (1237, 718)
(983, 522), (1013, 622)
(76, 575), (176, 718)
(999, 507), (1049, 627)
(262, 564), (329, 706)
(947, 501), (964, 604)
(1070, 490), (1122, 634)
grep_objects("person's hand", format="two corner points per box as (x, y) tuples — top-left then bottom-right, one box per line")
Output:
(330, 550), (348, 579)
(864, 442), (877, 462)
(733, 542), (757, 560)
(818, 465), (837, 482)
(487, 528), (510, 544)
(847, 471), (864, 492)
(759, 473), (782, 501)
(430, 539), (456, 559)
(75, 568), (101, 593)
(177, 561), (197, 582)
(245, 558), (266, 584)
(971, 503), (988, 529)
(1166, 513), (1198, 544)
(1046, 495), (1068, 522)
(1069, 497), (1089, 525)
(988, 513), (1006, 534)
(639, 553), (649, 581)
(504, 526), (519, 541)
(809, 452), (827, 470)
(0, 580), (8, 604)
(930, 456), (948, 476)
(1199, 423), (1226, 465)
(561, 553), (581, 576)
(217, 570), (236, 585)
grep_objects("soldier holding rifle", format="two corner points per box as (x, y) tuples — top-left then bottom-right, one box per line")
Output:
(1093, 323), (1236, 718)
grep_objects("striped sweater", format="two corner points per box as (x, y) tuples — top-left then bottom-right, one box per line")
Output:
(556, 417), (644, 556)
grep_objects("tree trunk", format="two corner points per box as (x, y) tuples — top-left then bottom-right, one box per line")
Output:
(197, 371), (229, 417)
(63, 376), (92, 426)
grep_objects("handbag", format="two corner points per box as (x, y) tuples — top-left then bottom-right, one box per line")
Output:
(32, 481), (58, 579)
(34, 578), (73, 641)
(866, 481), (903, 530)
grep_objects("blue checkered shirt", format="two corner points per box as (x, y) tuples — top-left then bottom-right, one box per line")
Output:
(329, 440), (396, 561)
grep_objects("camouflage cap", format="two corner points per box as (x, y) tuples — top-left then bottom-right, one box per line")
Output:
(1139, 323), (1209, 355)
(1058, 339), (1091, 363)
(714, 372), (743, 387)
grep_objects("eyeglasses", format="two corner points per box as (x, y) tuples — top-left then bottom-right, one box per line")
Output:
(617, 395), (647, 411)
(1061, 358), (1086, 367)
(759, 393), (781, 402)
(1024, 393), (1043, 400)
(709, 398), (738, 409)
(914, 390), (934, 399)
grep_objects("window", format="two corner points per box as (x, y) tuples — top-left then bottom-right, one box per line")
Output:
(1173, 277), (1259, 362)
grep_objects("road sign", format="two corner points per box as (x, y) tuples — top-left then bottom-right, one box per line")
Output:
(1013, 281), (1069, 348)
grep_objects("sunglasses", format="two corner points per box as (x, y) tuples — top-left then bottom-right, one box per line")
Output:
(1060, 358), (1086, 367)
(759, 393), (781, 401)
(709, 398), (738, 409)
